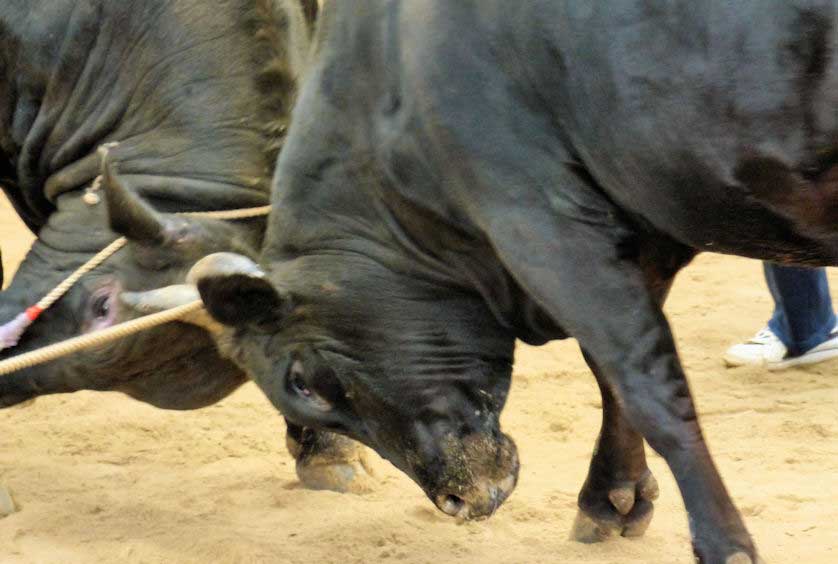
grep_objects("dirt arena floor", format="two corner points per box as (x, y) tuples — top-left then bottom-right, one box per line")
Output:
(1, 194), (836, 563)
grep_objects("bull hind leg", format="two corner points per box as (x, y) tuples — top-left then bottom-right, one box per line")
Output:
(572, 351), (659, 542)
(284, 420), (375, 494)
(572, 254), (688, 542)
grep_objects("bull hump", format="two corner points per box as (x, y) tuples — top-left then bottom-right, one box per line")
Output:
(2, 0), (287, 225)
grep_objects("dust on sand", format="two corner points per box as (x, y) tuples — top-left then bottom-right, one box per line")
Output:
(1, 195), (836, 563)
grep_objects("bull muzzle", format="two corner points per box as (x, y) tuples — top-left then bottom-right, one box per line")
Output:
(422, 431), (520, 520)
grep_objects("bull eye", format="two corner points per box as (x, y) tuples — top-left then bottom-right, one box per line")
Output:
(92, 295), (111, 319)
(289, 360), (312, 397)
(287, 359), (333, 412)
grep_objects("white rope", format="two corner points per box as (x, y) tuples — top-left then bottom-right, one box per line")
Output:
(0, 301), (204, 376)
(37, 238), (128, 311)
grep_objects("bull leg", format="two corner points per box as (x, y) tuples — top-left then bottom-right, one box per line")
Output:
(0, 369), (51, 408)
(572, 350), (659, 541)
(484, 207), (756, 563)
(284, 419), (375, 494)
(576, 312), (754, 564)
(573, 267), (681, 541)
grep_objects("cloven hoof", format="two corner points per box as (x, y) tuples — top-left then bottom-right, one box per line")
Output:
(725, 552), (763, 564)
(296, 448), (376, 495)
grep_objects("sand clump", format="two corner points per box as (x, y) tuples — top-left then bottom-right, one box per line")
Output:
(0, 485), (17, 517)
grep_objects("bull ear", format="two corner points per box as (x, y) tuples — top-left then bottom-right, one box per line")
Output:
(101, 157), (167, 244)
(189, 253), (287, 328)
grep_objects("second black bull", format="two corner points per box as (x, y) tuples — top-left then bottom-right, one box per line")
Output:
(0, 0), (371, 493)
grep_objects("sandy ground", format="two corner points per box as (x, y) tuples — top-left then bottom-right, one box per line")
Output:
(0, 194), (836, 563)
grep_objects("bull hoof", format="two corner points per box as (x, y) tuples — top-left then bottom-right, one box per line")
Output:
(690, 549), (761, 564)
(725, 553), (754, 564)
(571, 470), (658, 542)
(297, 457), (375, 494)
(0, 485), (18, 517)
(691, 534), (759, 564)
(726, 553), (766, 564)
(287, 429), (376, 494)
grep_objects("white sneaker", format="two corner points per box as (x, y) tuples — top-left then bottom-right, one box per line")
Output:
(724, 325), (838, 370)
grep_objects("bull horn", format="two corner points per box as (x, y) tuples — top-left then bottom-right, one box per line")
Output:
(101, 155), (167, 244)
(121, 285), (223, 334)
(188, 253), (287, 328)
(186, 253), (266, 284)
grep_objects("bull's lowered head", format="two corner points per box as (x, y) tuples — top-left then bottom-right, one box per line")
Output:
(190, 251), (520, 519)
(0, 165), (264, 411)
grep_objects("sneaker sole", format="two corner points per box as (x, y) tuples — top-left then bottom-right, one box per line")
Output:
(767, 347), (838, 371)
(723, 354), (774, 368)
(723, 356), (755, 368)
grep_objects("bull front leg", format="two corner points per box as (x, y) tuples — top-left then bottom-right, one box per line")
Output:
(284, 419), (375, 494)
(483, 204), (756, 563)
(584, 313), (755, 564)
(572, 351), (659, 542)
(0, 367), (51, 408)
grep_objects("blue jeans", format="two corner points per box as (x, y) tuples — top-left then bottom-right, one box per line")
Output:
(765, 264), (836, 356)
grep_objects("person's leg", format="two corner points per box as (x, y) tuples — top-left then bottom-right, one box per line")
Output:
(724, 264), (838, 368)
(764, 264), (836, 356)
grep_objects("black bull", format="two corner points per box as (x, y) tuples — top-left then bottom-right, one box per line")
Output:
(168, 2), (838, 563)
(0, 0), (373, 493)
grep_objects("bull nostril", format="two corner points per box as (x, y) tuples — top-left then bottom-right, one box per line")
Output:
(436, 494), (466, 517)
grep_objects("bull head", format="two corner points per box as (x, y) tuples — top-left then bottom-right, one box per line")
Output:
(181, 251), (520, 521)
(0, 163), (261, 410)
